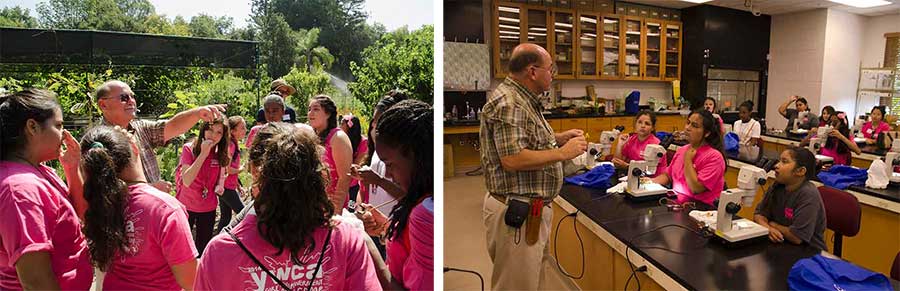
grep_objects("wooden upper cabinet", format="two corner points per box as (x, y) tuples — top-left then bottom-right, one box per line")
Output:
(623, 16), (643, 80)
(600, 14), (623, 79)
(575, 12), (600, 79)
(491, 2), (680, 81)
(493, 3), (523, 78)
(663, 21), (682, 81)
(551, 9), (576, 79)
(643, 19), (663, 80)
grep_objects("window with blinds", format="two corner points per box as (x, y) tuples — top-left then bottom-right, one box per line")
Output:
(886, 33), (900, 115)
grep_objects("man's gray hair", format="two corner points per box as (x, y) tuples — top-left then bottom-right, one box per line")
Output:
(94, 80), (130, 101)
(263, 94), (285, 109)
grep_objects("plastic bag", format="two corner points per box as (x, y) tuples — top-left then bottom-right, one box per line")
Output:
(788, 255), (893, 291)
(865, 159), (889, 189)
(564, 163), (616, 190)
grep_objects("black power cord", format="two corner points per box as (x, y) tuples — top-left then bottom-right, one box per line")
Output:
(624, 224), (708, 291)
(553, 211), (585, 279)
(444, 267), (484, 291)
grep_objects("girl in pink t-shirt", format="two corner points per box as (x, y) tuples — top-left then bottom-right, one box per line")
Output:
(218, 116), (247, 233)
(704, 97), (726, 134)
(819, 112), (861, 166)
(862, 106), (892, 145)
(176, 118), (230, 255)
(358, 100), (434, 290)
(0, 89), (92, 290)
(79, 125), (198, 290)
(308, 95), (353, 211)
(195, 125), (381, 291)
(653, 110), (727, 207)
(612, 110), (669, 177)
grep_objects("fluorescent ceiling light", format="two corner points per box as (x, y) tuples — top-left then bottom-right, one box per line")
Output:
(828, 0), (891, 8)
(681, 0), (712, 3)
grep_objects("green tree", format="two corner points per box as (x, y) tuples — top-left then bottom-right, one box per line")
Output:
(144, 14), (190, 36)
(255, 0), (384, 80)
(294, 28), (334, 72)
(281, 66), (338, 117)
(189, 14), (234, 38)
(349, 25), (434, 115)
(250, 0), (297, 78)
(0, 6), (38, 28)
(36, 0), (154, 32)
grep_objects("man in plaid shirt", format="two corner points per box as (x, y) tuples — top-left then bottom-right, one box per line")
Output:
(479, 43), (587, 290)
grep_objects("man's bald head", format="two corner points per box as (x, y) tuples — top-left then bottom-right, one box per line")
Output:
(508, 43), (550, 74)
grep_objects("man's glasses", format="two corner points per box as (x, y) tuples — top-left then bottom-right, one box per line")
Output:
(532, 64), (558, 76)
(103, 93), (134, 102)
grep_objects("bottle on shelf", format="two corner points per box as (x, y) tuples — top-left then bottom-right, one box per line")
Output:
(451, 105), (458, 120)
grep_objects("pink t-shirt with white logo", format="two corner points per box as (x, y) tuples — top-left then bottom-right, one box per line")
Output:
(176, 143), (221, 212)
(103, 183), (198, 290)
(193, 210), (381, 291)
(0, 161), (92, 290)
(668, 144), (726, 206)
(620, 134), (668, 178)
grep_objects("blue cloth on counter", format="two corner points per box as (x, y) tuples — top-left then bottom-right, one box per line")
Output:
(723, 132), (740, 152)
(817, 165), (867, 190)
(564, 163), (615, 191)
(788, 254), (893, 291)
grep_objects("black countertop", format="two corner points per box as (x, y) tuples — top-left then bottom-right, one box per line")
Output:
(668, 141), (900, 204)
(558, 185), (900, 290)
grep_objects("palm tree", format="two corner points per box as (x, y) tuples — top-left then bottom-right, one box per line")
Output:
(294, 28), (334, 72)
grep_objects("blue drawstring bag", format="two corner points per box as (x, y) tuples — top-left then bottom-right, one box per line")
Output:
(723, 132), (740, 152)
(625, 91), (640, 114)
(788, 255), (893, 291)
(655, 131), (672, 142)
(817, 165), (867, 190)
(564, 163), (615, 191)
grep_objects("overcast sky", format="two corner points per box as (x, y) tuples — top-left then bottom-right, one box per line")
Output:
(1, 0), (433, 31)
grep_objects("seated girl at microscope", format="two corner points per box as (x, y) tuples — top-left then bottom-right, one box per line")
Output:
(818, 112), (861, 166)
(611, 110), (668, 177)
(754, 147), (827, 251)
(801, 106), (836, 146)
(733, 101), (761, 146)
(651, 110), (726, 207)
(862, 106), (891, 145)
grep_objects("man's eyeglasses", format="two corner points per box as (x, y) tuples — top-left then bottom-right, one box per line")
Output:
(532, 64), (558, 76)
(102, 93), (134, 102)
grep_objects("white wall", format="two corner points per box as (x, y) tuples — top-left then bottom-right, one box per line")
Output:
(861, 13), (900, 68)
(766, 9), (828, 130)
(822, 9), (866, 119)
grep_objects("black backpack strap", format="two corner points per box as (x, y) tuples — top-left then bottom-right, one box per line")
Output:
(306, 227), (333, 291)
(227, 229), (292, 291)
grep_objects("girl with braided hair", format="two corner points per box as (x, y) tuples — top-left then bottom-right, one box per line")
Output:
(79, 125), (198, 290)
(358, 99), (434, 290)
(0, 89), (92, 290)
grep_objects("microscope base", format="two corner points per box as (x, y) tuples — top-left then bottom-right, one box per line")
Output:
(625, 184), (668, 202)
(714, 218), (769, 243)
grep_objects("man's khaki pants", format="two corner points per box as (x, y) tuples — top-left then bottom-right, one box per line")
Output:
(483, 193), (554, 290)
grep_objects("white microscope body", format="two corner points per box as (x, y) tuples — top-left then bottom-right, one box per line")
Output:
(807, 125), (834, 164)
(884, 138), (900, 183)
(793, 110), (809, 132)
(625, 144), (668, 199)
(597, 129), (621, 157)
(690, 166), (769, 243)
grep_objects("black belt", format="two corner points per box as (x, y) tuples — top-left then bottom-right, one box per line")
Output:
(490, 193), (553, 206)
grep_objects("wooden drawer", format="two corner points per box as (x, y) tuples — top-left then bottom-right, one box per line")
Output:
(549, 119), (563, 132)
(608, 116), (633, 133)
(586, 118), (612, 142)
(558, 118), (588, 133)
(656, 115), (686, 132)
